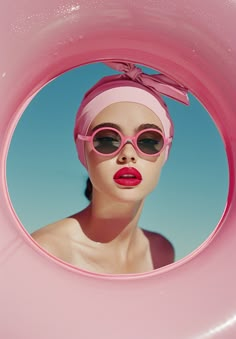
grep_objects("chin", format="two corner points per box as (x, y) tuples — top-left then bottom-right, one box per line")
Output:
(110, 186), (149, 203)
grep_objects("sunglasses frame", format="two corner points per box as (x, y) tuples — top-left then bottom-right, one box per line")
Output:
(77, 127), (172, 157)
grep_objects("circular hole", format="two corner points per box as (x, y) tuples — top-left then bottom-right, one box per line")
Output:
(6, 61), (229, 274)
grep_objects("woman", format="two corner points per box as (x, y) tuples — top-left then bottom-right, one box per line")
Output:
(31, 62), (189, 274)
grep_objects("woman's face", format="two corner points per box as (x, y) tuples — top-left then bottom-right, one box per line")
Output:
(84, 102), (168, 203)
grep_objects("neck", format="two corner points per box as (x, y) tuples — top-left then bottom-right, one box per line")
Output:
(80, 190), (145, 254)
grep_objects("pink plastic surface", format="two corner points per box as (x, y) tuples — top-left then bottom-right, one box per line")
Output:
(0, 1), (236, 338)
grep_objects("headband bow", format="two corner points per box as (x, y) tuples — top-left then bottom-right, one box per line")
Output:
(103, 61), (189, 105)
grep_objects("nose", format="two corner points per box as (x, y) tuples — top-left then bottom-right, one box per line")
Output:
(117, 141), (137, 163)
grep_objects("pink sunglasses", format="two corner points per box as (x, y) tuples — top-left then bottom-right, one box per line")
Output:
(77, 127), (172, 157)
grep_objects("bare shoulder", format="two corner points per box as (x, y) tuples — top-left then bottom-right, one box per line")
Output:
(141, 229), (175, 268)
(31, 217), (77, 258)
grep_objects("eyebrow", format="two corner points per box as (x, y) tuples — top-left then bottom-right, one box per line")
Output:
(91, 122), (162, 133)
(91, 122), (122, 132)
(137, 123), (162, 132)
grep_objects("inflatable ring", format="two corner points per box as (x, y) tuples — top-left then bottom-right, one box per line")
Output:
(0, 1), (236, 338)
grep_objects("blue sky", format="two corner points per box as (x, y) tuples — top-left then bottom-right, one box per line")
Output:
(6, 62), (229, 261)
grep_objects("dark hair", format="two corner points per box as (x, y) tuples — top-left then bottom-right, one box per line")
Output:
(85, 177), (93, 201)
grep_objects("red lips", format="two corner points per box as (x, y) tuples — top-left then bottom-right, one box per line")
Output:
(113, 167), (142, 187)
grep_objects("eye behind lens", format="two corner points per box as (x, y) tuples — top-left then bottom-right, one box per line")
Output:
(137, 130), (164, 154)
(93, 129), (121, 154)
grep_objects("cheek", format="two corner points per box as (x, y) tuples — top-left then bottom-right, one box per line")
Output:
(143, 156), (165, 189)
(85, 146), (113, 172)
(84, 144), (103, 171)
(85, 147), (115, 186)
(148, 166), (162, 187)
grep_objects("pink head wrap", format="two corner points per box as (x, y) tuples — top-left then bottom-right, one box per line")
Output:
(74, 61), (189, 168)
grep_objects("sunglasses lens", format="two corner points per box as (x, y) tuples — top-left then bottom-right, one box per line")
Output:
(93, 129), (121, 154)
(137, 130), (164, 154)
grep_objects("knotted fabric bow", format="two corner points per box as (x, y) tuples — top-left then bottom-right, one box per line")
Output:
(100, 61), (189, 105)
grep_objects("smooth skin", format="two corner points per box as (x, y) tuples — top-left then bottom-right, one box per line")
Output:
(31, 102), (174, 274)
